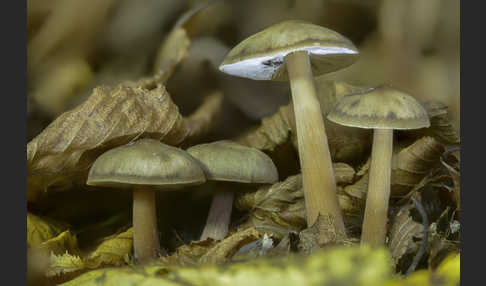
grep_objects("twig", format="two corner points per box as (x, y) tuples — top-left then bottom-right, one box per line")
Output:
(406, 196), (429, 275)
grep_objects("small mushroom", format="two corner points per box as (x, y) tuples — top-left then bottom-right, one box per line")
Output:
(187, 140), (278, 240)
(327, 85), (430, 247)
(87, 138), (205, 263)
(219, 20), (359, 236)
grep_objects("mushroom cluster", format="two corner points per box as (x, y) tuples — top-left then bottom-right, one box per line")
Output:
(84, 20), (432, 263)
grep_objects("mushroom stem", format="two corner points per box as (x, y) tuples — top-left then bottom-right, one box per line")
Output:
(133, 187), (161, 263)
(285, 50), (346, 235)
(361, 128), (393, 247)
(200, 188), (234, 240)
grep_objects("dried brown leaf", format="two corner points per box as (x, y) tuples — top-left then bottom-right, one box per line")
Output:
(388, 205), (424, 265)
(236, 165), (360, 232)
(153, 27), (190, 83)
(199, 227), (262, 265)
(237, 80), (371, 163)
(159, 238), (217, 267)
(406, 101), (460, 145)
(345, 136), (444, 198)
(153, 1), (219, 83)
(27, 81), (223, 201)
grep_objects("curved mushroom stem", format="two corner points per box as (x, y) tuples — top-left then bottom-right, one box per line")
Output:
(133, 187), (161, 263)
(285, 50), (346, 237)
(361, 128), (393, 247)
(200, 187), (234, 241)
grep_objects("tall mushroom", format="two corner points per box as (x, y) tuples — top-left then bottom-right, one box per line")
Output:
(327, 85), (430, 247)
(187, 140), (278, 240)
(219, 20), (358, 235)
(87, 138), (206, 263)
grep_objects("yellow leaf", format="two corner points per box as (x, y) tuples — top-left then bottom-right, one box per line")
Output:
(27, 212), (68, 248)
(47, 252), (85, 278)
(84, 228), (133, 268)
(39, 230), (80, 256)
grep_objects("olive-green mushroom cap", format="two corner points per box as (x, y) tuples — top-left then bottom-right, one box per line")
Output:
(219, 20), (358, 81)
(187, 140), (279, 184)
(327, 85), (430, 130)
(87, 138), (206, 189)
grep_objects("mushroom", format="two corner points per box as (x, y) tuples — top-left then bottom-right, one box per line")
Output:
(87, 138), (205, 263)
(219, 20), (358, 235)
(187, 140), (278, 240)
(327, 85), (430, 247)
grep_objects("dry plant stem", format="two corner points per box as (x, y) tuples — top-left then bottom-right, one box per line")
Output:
(200, 188), (234, 240)
(361, 129), (393, 247)
(285, 50), (346, 235)
(133, 187), (161, 263)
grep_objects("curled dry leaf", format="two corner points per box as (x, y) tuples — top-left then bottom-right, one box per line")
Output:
(27, 80), (223, 201)
(153, 0), (220, 83)
(153, 27), (190, 83)
(61, 246), (394, 286)
(199, 227), (262, 265)
(236, 166), (362, 233)
(405, 101), (460, 145)
(237, 80), (371, 163)
(387, 205), (424, 265)
(159, 238), (218, 267)
(345, 136), (444, 198)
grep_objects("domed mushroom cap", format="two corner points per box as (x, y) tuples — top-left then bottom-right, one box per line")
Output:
(219, 20), (359, 81)
(87, 138), (206, 189)
(187, 140), (278, 184)
(327, 85), (430, 130)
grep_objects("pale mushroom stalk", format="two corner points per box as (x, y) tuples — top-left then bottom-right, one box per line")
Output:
(187, 140), (278, 241)
(200, 188), (234, 240)
(219, 21), (359, 239)
(326, 85), (430, 247)
(360, 129), (393, 247)
(132, 187), (162, 263)
(285, 50), (345, 233)
(87, 139), (206, 263)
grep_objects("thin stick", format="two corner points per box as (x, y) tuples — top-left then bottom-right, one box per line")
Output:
(406, 197), (429, 275)
(133, 187), (161, 263)
(361, 128), (393, 247)
(200, 189), (234, 240)
(285, 50), (346, 236)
